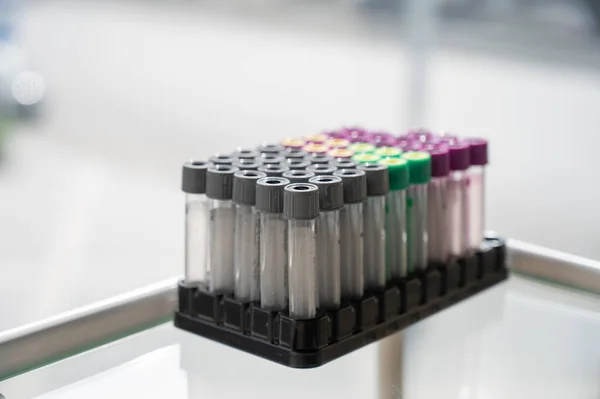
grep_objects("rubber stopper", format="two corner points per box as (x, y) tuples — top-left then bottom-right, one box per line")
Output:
(332, 169), (367, 204)
(255, 177), (290, 213)
(308, 175), (343, 211)
(378, 158), (409, 191)
(401, 151), (431, 185)
(232, 170), (267, 206)
(181, 160), (212, 194)
(283, 183), (320, 220)
(357, 163), (389, 196)
(206, 164), (240, 200)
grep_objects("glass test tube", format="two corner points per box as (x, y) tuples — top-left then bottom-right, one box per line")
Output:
(425, 145), (451, 264)
(448, 142), (471, 257)
(284, 183), (320, 319)
(333, 169), (367, 300)
(466, 139), (488, 250)
(182, 161), (212, 285)
(402, 152), (432, 273)
(282, 169), (315, 184)
(232, 170), (267, 302)
(309, 175), (343, 310)
(258, 164), (289, 177)
(377, 158), (409, 280)
(256, 177), (290, 311)
(206, 165), (240, 293)
(306, 163), (337, 176)
(358, 164), (389, 291)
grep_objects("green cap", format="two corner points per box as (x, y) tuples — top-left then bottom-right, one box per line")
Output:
(401, 151), (431, 184)
(378, 158), (409, 190)
(374, 146), (402, 159)
(348, 142), (376, 154)
(352, 153), (381, 164)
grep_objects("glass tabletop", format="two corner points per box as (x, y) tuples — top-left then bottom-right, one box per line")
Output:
(2, 276), (599, 399)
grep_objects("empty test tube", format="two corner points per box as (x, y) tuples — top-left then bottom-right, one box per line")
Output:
(256, 177), (290, 311)
(287, 159), (311, 171)
(305, 154), (333, 164)
(357, 164), (389, 291)
(284, 183), (320, 319)
(206, 165), (240, 293)
(260, 154), (285, 165)
(283, 148), (308, 160)
(330, 159), (357, 169)
(466, 139), (488, 250)
(209, 154), (234, 165)
(309, 175), (343, 310)
(234, 148), (261, 160)
(258, 142), (284, 154)
(377, 158), (409, 280)
(232, 170), (267, 302)
(233, 160), (261, 171)
(258, 164), (289, 177)
(282, 169), (315, 184)
(182, 160), (212, 285)
(447, 142), (471, 257)
(402, 152), (432, 273)
(306, 163), (337, 176)
(426, 145), (451, 264)
(333, 169), (367, 300)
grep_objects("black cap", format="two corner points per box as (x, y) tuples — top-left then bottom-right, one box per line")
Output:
(234, 148), (260, 160)
(330, 160), (357, 169)
(282, 169), (316, 184)
(283, 183), (320, 220)
(206, 165), (240, 200)
(233, 160), (261, 171)
(358, 164), (389, 196)
(255, 177), (290, 213)
(305, 154), (333, 164)
(257, 142), (283, 154)
(287, 159), (311, 170)
(260, 154), (285, 165)
(306, 164), (337, 176)
(258, 164), (290, 177)
(232, 170), (267, 206)
(332, 169), (367, 204)
(283, 148), (308, 160)
(209, 154), (234, 165)
(181, 160), (212, 194)
(308, 176), (343, 211)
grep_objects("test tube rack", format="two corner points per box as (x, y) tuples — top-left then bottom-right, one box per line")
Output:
(174, 235), (508, 368)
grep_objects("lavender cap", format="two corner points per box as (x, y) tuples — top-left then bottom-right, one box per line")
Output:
(326, 130), (350, 140)
(342, 127), (371, 143)
(422, 144), (450, 177)
(466, 138), (488, 166)
(368, 132), (397, 147)
(448, 141), (470, 171)
(406, 129), (435, 142)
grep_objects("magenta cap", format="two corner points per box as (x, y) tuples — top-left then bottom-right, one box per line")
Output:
(340, 127), (371, 143)
(327, 130), (350, 140)
(369, 132), (397, 147)
(406, 129), (435, 142)
(466, 138), (488, 166)
(448, 141), (470, 171)
(422, 144), (450, 177)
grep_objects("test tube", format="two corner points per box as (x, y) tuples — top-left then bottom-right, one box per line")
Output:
(258, 142), (284, 154)
(348, 142), (376, 154)
(258, 164), (290, 177)
(377, 158), (409, 280)
(232, 170), (266, 302)
(283, 148), (308, 160)
(332, 169), (367, 300)
(330, 159), (357, 169)
(357, 164), (389, 291)
(402, 152), (431, 273)
(327, 148), (354, 160)
(309, 175), (343, 310)
(182, 160), (213, 286)
(447, 142), (471, 257)
(281, 138), (306, 149)
(466, 139), (488, 250)
(352, 153), (381, 165)
(234, 148), (261, 160)
(303, 143), (329, 155)
(305, 154), (333, 164)
(425, 145), (451, 264)
(256, 177), (290, 311)
(209, 154), (234, 165)
(232, 160), (261, 171)
(282, 169), (315, 184)
(326, 138), (350, 149)
(368, 132), (397, 148)
(206, 164), (240, 293)
(287, 159), (311, 170)
(306, 163), (337, 176)
(375, 146), (402, 159)
(305, 133), (328, 144)
(284, 183), (320, 319)
(260, 154), (285, 165)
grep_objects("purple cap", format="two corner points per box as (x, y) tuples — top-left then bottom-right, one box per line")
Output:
(466, 138), (488, 166)
(437, 132), (458, 145)
(448, 141), (470, 171)
(341, 127), (371, 143)
(369, 132), (397, 147)
(422, 144), (450, 177)
(326, 130), (350, 140)
(406, 129), (435, 143)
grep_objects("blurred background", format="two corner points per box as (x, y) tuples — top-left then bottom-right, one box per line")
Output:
(1, 0), (599, 331)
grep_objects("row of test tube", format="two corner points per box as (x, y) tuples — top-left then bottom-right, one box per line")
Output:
(182, 128), (489, 320)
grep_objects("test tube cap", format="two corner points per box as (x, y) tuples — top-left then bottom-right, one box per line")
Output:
(357, 163), (389, 196)
(305, 154), (333, 164)
(281, 137), (306, 149)
(327, 148), (354, 160)
(303, 143), (330, 155)
(348, 142), (376, 154)
(368, 132), (396, 147)
(305, 133), (328, 144)
(232, 170), (267, 206)
(206, 164), (240, 200)
(352, 153), (381, 164)
(282, 169), (316, 183)
(306, 163), (338, 176)
(181, 160), (213, 194)
(260, 154), (285, 165)
(333, 169), (367, 204)
(283, 148), (308, 160)
(257, 142), (284, 154)
(287, 159), (312, 170)
(329, 159), (357, 169)
(466, 138), (488, 166)
(405, 128), (434, 142)
(423, 144), (450, 177)
(234, 148), (261, 160)
(401, 151), (431, 185)
(341, 127), (371, 143)
(378, 158), (409, 191)
(448, 141), (471, 171)
(257, 164), (290, 177)
(374, 146), (402, 159)
(209, 154), (234, 165)
(255, 177), (290, 213)
(326, 138), (350, 149)
(283, 183), (320, 220)
(233, 160), (261, 171)
(308, 175), (343, 211)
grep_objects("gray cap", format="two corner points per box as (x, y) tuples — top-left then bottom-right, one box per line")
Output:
(232, 170), (267, 206)
(305, 154), (333, 165)
(358, 164), (389, 196)
(308, 176), (343, 211)
(283, 148), (308, 160)
(287, 159), (311, 170)
(257, 142), (283, 154)
(283, 183), (320, 220)
(258, 164), (290, 177)
(332, 169), (367, 204)
(306, 164), (337, 176)
(260, 154), (285, 165)
(255, 177), (290, 213)
(330, 160), (357, 169)
(209, 154), (234, 165)
(181, 160), (213, 194)
(206, 164), (240, 200)
(282, 169), (316, 183)
(234, 148), (261, 160)
(233, 160), (261, 171)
